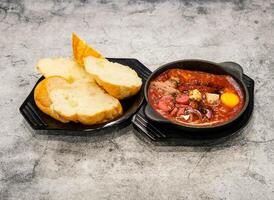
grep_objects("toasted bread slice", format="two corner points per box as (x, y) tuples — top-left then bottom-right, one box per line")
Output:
(84, 56), (142, 99)
(36, 57), (93, 82)
(34, 76), (123, 125)
(72, 33), (104, 66)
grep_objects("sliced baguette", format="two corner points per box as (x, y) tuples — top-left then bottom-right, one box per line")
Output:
(34, 76), (123, 125)
(36, 57), (93, 82)
(84, 56), (142, 99)
(72, 33), (104, 66)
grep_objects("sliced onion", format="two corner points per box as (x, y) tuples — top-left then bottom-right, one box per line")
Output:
(205, 109), (213, 119)
(181, 114), (190, 120)
(176, 114), (190, 121)
(187, 108), (202, 119)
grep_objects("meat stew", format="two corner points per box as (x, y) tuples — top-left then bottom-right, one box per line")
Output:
(148, 69), (244, 126)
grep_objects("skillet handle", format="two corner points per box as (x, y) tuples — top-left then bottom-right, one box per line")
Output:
(218, 62), (243, 80)
(144, 104), (169, 124)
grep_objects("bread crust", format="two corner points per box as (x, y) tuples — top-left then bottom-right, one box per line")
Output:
(34, 78), (69, 123)
(72, 34), (142, 100)
(95, 76), (141, 100)
(72, 33), (104, 66)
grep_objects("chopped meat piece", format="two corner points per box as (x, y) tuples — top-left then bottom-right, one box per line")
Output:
(170, 107), (178, 116)
(175, 94), (189, 104)
(171, 77), (180, 82)
(177, 107), (186, 117)
(157, 95), (174, 112)
(153, 81), (179, 95)
(170, 77), (180, 87)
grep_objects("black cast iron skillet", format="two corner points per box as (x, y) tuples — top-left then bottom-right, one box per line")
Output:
(144, 60), (249, 132)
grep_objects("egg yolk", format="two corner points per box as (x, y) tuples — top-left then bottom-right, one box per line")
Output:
(221, 92), (240, 107)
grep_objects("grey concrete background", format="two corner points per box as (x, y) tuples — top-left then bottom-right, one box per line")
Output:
(0, 0), (274, 199)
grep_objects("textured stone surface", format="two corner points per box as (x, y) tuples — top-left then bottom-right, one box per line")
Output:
(0, 0), (274, 199)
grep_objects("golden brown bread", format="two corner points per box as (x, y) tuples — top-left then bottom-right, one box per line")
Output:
(72, 33), (104, 66)
(84, 56), (142, 100)
(34, 77), (70, 123)
(34, 76), (123, 125)
(33, 33), (142, 125)
(36, 57), (93, 82)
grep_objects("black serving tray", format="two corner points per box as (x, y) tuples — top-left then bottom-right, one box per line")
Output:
(19, 58), (148, 134)
(132, 67), (254, 145)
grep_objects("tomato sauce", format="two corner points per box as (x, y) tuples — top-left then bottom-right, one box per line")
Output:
(148, 69), (244, 126)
